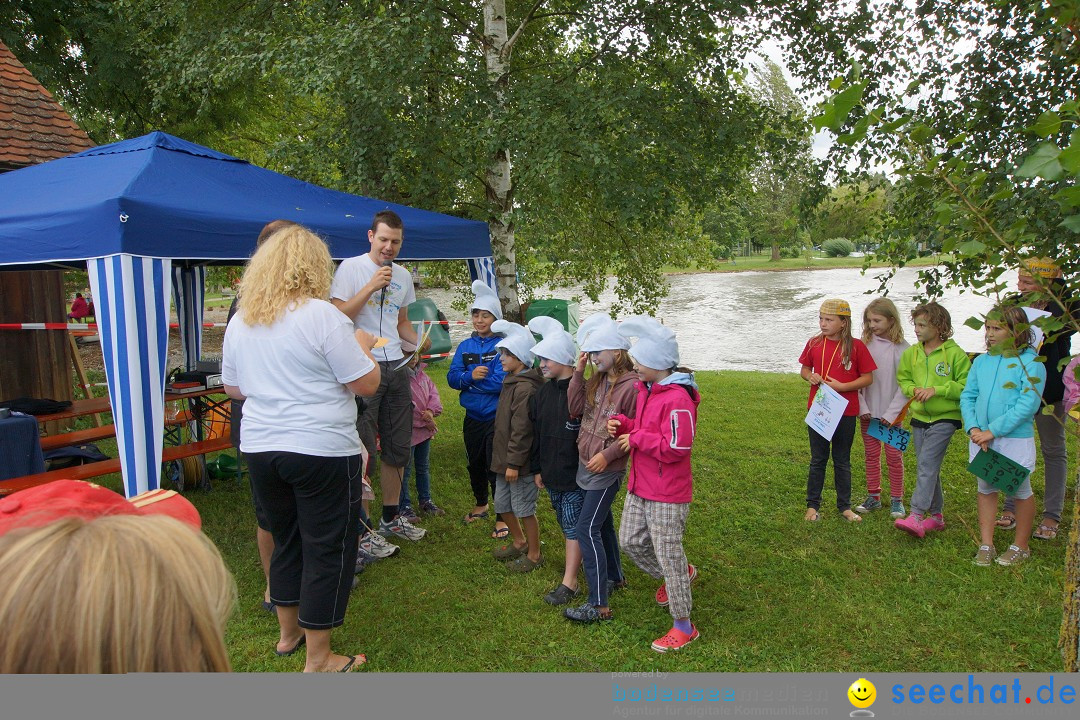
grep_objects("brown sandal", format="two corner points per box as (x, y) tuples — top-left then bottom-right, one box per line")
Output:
(1033, 523), (1058, 541)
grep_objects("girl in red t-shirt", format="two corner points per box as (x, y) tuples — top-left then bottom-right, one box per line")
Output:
(798, 299), (876, 522)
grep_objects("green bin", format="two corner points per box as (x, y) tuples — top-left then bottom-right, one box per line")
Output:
(525, 299), (580, 336)
(408, 298), (451, 362)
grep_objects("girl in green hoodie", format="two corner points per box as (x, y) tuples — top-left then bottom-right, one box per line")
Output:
(894, 302), (972, 539)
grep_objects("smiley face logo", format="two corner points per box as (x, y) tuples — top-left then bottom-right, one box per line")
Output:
(848, 678), (876, 709)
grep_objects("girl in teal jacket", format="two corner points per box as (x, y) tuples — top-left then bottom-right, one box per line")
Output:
(961, 305), (1046, 567)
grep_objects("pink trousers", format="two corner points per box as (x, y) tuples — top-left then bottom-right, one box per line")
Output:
(860, 416), (905, 498)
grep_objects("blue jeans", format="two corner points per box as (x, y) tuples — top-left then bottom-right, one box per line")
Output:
(575, 482), (625, 607)
(399, 439), (432, 507)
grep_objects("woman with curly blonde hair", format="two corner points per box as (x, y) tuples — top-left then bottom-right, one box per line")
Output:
(223, 223), (382, 672)
(0, 514), (235, 673)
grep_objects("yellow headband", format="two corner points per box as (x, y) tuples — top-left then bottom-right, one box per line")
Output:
(820, 298), (851, 317)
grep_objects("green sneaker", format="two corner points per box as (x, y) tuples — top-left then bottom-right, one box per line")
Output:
(890, 498), (905, 518)
(855, 496), (882, 513)
(972, 544), (996, 567)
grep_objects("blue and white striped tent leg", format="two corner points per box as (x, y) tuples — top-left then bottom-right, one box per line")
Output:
(88, 254), (171, 498)
(172, 265), (206, 371)
(467, 257), (497, 293)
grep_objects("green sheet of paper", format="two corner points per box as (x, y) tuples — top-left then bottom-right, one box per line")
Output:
(967, 448), (1030, 496)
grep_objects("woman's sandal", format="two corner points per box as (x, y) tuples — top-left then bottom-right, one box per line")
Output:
(841, 509), (863, 523)
(491, 524), (510, 539)
(996, 513), (1017, 530)
(338, 654), (366, 672)
(1033, 523), (1059, 541)
(804, 508), (820, 522)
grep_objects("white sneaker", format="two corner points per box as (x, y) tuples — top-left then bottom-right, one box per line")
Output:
(359, 530), (400, 558)
(378, 515), (427, 541)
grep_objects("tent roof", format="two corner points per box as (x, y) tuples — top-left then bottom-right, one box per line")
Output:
(0, 131), (490, 269)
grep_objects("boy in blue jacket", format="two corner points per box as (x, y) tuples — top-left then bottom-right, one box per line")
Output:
(447, 281), (508, 537)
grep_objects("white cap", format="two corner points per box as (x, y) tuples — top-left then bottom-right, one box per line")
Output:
(527, 316), (576, 366)
(576, 314), (631, 352)
(492, 320), (535, 367)
(618, 315), (679, 371)
(470, 280), (502, 320)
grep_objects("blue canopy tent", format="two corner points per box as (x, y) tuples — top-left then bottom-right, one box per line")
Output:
(0, 131), (493, 497)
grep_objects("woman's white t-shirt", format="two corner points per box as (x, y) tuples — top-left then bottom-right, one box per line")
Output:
(222, 299), (376, 456)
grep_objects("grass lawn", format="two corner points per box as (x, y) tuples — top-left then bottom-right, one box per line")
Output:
(72, 369), (1072, 672)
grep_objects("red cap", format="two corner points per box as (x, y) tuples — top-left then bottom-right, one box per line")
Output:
(0, 480), (201, 536)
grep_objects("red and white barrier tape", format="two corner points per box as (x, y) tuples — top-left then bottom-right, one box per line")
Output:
(0, 320), (472, 331)
(0, 322), (231, 331)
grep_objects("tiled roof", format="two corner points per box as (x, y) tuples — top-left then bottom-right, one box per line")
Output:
(0, 40), (93, 168)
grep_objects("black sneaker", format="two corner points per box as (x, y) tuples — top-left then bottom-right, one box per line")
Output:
(543, 583), (580, 606)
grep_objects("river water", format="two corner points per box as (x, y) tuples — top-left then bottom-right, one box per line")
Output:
(417, 266), (1074, 373)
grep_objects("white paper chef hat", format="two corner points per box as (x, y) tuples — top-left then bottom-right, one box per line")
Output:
(618, 315), (679, 371)
(527, 316), (576, 366)
(576, 313), (631, 352)
(470, 280), (503, 320)
(492, 319), (535, 367)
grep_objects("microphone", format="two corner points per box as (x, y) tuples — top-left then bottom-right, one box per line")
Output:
(379, 258), (393, 308)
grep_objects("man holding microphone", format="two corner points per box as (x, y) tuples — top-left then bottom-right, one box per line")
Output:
(332, 210), (429, 542)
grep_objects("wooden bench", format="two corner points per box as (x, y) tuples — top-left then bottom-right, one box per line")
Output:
(0, 436), (233, 496)
(38, 411), (195, 453)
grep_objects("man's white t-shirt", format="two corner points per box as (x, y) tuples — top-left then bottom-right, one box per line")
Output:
(222, 299), (375, 456)
(330, 254), (416, 362)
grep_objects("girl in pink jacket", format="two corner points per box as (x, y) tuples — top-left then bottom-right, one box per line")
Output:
(609, 316), (700, 653)
(399, 351), (445, 520)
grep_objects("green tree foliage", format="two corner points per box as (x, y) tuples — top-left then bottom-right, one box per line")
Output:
(6, 1), (799, 316)
(745, 60), (819, 261)
(774, 1), (1080, 297)
(0, 0), (282, 152)
(699, 60), (819, 262)
(809, 179), (889, 246)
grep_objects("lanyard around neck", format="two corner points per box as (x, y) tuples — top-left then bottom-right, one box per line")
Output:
(820, 337), (841, 380)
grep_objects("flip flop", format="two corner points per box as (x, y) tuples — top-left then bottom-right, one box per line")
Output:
(261, 599), (277, 613)
(338, 654), (366, 672)
(491, 525), (510, 539)
(804, 508), (819, 522)
(841, 510), (863, 523)
(1033, 523), (1059, 541)
(275, 635), (306, 657)
(462, 511), (489, 525)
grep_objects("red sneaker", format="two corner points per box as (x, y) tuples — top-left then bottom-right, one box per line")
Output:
(651, 624), (700, 653)
(655, 564), (698, 607)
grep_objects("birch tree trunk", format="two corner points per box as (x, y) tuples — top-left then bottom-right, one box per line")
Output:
(482, 0), (522, 321)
